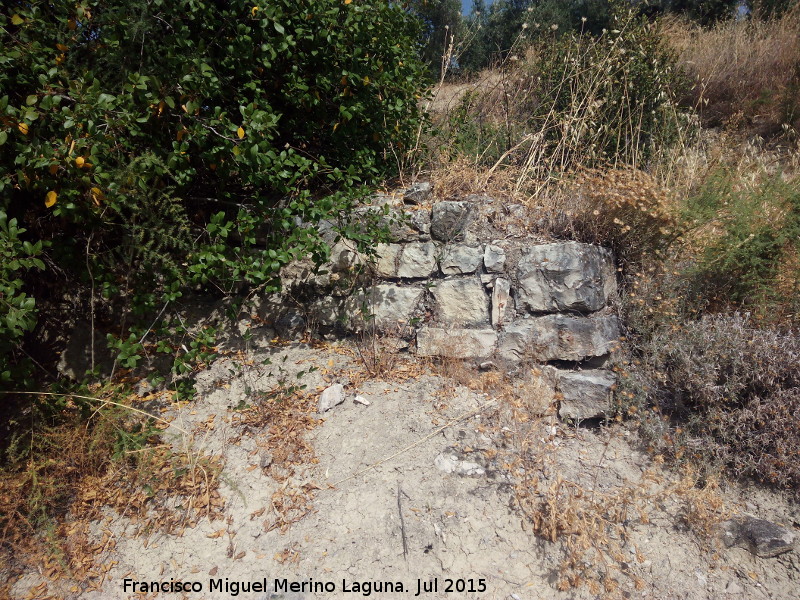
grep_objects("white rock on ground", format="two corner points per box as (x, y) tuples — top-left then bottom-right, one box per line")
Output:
(318, 383), (345, 413)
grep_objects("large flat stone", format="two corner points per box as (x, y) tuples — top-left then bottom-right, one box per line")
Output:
(498, 314), (621, 363)
(416, 327), (497, 358)
(363, 284), (425, 329)
(557, 370), (616, 421)
(517, 242), (617, 313)
(310, 284), (424, 332)
(431, 278), (489, 325)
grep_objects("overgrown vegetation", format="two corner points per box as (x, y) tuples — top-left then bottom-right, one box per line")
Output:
(424, 1), (800, 567)
(0, 0), (426, 389)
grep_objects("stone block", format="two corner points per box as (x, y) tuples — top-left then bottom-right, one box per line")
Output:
(440, 244), (483, 275)
(353, 206), (430, 242)
(365, 284), (425, 329)
(374, 243), (402, 278)
(491, 277), (511, 327)
(416, 327), (497, 358)
(557, 370), (616, 421)
(484, 244), (506, 273)
(310, 284), (424, 332)
(431, 201), (473, 241)
(431, 278), (489, 325)
(398, 242), (437, 278)
(403, 182), (432, 205)
(517, 241), (617, 313)
(498, 314), (621, 363)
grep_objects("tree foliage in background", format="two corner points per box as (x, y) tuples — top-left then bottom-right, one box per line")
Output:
(749, 0), (799, 18)
(407, 0), (464, 80)
(0, 0), (427, 386)
(636, 0), (740, 24)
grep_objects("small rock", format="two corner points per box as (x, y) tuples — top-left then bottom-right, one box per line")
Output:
(719, 515), (796, 558)
(354, 395), (371, 406)
(434, 452), (459, 474)
(479, 361), (496, 371)
(403, 182), (432, 205)
(725, 580), (745, 595)
(136, 379), (154, 397)
(431, 201), (472, 241)
(434, 450), (486, 477)
(260, 453), (273, 468)
(484, 244), (506, 273)
(318, 383), (345, 413)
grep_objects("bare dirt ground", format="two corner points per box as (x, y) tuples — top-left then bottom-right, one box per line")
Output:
(4, 340), (800, 600)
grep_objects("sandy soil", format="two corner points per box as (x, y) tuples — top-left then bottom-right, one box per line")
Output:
(5, 341), (799, 600)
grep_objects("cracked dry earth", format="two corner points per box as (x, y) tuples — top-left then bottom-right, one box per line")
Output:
(6, 342), (800, 600)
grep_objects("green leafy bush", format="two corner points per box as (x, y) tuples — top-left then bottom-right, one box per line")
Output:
(0, 211), (45, 385)
(0, 0), (427, 385)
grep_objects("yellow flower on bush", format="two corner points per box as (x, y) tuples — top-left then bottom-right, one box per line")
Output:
(45, 191), (57, 207)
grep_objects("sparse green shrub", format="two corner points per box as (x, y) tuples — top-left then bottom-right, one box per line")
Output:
(433, 5), (688, 186)
(521, 7), (686, 172)
(682, 170), (800, 319)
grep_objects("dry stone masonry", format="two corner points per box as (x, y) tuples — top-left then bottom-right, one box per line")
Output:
(260, 186), (623, 422)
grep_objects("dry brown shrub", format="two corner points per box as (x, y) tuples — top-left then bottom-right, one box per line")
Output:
(663, 8), (800, 136)
(528, 168), (679, 268)
(0, 393), (223, 595)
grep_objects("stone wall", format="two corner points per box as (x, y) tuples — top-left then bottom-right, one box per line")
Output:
(257, 185), (622, 422)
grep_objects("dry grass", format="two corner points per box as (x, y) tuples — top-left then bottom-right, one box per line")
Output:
(663, 7), (800, 136)
(0, 391), (223, 593)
